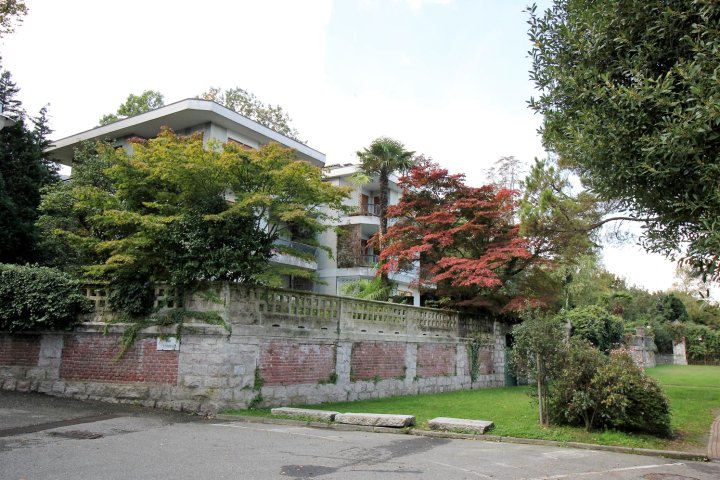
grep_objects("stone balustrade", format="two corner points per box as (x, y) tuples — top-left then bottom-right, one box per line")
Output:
(85, 282), (465, 340)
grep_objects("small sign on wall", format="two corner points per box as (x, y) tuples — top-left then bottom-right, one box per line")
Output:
(156, 336), (180, 351)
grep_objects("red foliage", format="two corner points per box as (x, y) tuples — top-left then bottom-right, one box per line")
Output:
(380, 157), (536, 312)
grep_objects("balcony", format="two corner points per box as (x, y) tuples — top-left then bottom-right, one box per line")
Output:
(273, 238), (317, 256)
(358, 254), (379, 267)
(271, 238), (318, 270)
(349, 203), (380, 217)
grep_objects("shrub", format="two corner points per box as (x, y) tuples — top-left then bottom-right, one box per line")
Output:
(0, 263), (91, 332)
(564, 305), (624, 352)
(548, 344), (672, 437)
(593, 350), (672, 437)
(548, 340), (606, 430)
(681, 323), (720, 363)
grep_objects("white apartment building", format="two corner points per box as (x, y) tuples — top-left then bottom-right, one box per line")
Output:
(316, 164), (420, 305)
(47, 99), (419, 304)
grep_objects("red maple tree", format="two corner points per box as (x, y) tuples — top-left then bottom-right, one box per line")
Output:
(380, 157), (541, 312)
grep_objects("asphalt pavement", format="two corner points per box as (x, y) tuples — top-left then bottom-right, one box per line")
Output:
(1, 390), (719, 479)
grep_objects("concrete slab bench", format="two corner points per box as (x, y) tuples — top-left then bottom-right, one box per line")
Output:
(334, 413), (415, 428)
(270, 407), (339, 422)
(428, 417), (494, 434)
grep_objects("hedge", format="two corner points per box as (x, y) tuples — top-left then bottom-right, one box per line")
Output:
(0, 263), (90, 332)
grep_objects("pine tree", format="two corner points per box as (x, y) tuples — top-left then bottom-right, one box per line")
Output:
(0, 62), (57, 263)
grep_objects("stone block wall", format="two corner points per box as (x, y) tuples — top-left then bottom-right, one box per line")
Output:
(0, 284), (510, 413)
(628, 326), (656, 368)
(656, 338), (688, 365)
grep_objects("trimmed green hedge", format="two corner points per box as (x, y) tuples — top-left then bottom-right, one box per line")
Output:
(0, 264), (91, 332)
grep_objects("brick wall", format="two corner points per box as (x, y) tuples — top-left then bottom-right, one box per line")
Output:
(350, 342), (406, 381)
(0, 335), (41, 366)
(259, 340), (335, 386)
(417, 344), (455, 377)
(478, 348), (494, 375)
(60, 335), (178, 385)
(0, 285), (510, 412)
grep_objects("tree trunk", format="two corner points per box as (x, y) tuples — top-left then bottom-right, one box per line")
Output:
(379, 166), (389, 288)
(536, 352), (545, 426)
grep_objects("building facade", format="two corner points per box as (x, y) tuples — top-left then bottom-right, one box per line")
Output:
(47, 99), (419, 303)
(316, 164), (420, 305)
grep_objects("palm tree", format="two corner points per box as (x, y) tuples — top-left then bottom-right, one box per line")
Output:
(356, 137), (415, 286)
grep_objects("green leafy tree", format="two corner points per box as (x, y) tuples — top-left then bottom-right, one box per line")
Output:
(511, 309), (567, 426)
(356, 137), (415, 287)
(199, 86), (301, 141)
(528, 0), (720, 279)
(656, 293), (689, 323)
(563, 305), (624, 353)
(520, 159), (611, 263)
(0, 64), (58, 263)
(36, 142), (113, 274)
(0, 0), (27, 37)
(98, 90), (165, 125)
(670, 290), (720, 329)
(39, 129), (349, 315)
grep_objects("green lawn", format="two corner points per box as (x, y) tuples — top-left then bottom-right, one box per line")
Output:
(646, 365), (720, 450)
(225, 365), (720, 453)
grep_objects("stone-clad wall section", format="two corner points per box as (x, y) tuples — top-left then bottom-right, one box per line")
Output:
(0, 283), (509, 413)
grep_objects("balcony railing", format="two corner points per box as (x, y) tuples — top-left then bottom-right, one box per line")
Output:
(272, 238), (317, 256)
(359, 254), (379, 266)
(349, 203), (380, 216)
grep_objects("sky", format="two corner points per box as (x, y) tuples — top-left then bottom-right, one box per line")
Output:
(0, 0), (682, 293)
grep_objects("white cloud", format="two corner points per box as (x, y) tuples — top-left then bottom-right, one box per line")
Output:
(402, 0), (452, 13)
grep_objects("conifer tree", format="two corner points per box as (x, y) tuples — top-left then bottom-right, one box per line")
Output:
(0, 62), (57, 263)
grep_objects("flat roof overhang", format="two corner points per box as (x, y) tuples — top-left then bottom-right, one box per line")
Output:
(46, 98), (325, 167)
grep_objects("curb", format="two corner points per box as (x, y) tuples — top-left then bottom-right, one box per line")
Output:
(709, 416), (720, 461)
(213, 414), (709, 462)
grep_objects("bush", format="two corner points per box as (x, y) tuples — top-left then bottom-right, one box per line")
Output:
(0, 264), (91, 332)
(681, 323), (720, 363)
(548, 344), (672, 437)
(593, 350), (672, 437)
(564, 305), (624, 352)
(548, 340), (606, 430)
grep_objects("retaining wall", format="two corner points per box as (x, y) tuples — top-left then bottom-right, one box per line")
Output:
(656, 338), (688, 365)
(0, 284), (509, 413)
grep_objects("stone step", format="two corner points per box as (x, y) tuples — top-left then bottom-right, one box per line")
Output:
(270, 407), (339, 422)
(334, 413), (415, 428)
(428, 417), (494, 434)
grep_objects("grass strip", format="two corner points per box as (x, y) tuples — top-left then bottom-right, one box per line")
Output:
(223, 365), (720, 453)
